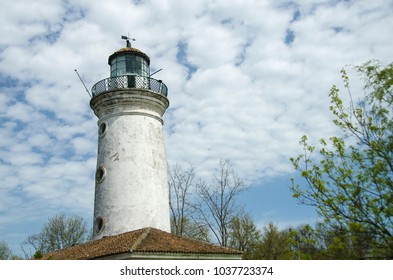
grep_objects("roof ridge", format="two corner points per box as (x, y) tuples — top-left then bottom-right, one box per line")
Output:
(130, 227), (152, 252)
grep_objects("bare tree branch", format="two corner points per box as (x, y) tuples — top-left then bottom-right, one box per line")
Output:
(194, 160), (246, 246)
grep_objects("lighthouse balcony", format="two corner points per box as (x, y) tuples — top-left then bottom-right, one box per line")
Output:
(91, 74), (168, 98)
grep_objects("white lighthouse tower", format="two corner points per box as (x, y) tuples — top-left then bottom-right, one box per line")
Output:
(90, 37), (170, 240)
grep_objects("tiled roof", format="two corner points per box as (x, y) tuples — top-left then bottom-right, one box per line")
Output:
(40, 227), (242, 260)
(112, 47), (147, 56)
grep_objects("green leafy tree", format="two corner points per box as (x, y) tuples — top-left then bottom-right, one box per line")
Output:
(288, 224), (329, 260)
(21, 213), (90, 258)
(291, 61), (393, 259)
(315, 222), (374, 259)
(251, 222), (291, 260)
(228, 212), (260, 259)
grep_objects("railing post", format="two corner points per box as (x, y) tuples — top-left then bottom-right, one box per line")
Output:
(158, 80), (162, 94)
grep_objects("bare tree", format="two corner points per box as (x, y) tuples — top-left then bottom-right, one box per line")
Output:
(0, 240), (12, 260)
(168, 163), (210, 241)
(169, 163), (195, 236)
(21, 213), (90, 258)
(194, 160), (245, 247)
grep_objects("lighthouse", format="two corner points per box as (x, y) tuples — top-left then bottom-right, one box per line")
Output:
(90, 37), (170, 240)
(39, 37), (242, 261)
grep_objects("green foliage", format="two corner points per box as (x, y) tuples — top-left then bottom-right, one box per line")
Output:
(288, 224), (322, 260)
(228, 212), (260, 259)
(33, 250), (43, 259)
(286, 222), (380, 260)
(250, 223), (292, 260)
(291, 61), (393, 259)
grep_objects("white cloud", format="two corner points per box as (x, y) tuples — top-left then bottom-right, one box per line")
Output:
(71, 136), (95, 155)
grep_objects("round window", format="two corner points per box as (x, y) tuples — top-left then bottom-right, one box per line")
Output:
(95, 217), (104, 234)
(95, 166), (106, 183)
(98, 122), (108, 137)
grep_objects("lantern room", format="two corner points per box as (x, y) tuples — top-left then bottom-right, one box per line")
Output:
(108, 47), (150, 78)
(90, 37), (168, 98)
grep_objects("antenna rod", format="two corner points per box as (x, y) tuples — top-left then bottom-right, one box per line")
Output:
(150, 68), (162, 77)
(74, 69), (92, 98)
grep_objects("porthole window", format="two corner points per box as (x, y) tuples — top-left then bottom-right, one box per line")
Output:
(95, 166), (106, 183)
(95, 217), (104, 234)
(98, 122), (108, 137)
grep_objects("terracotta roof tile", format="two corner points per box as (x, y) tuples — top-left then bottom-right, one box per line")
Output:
(40, 228), (242, 260)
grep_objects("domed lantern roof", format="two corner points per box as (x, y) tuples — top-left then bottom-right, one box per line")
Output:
(108, 47), (150, 65)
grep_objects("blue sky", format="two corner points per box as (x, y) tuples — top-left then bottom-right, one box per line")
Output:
(1, 0), (392, 257)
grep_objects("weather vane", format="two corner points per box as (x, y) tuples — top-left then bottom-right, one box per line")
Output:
(121, 35), (135, 48)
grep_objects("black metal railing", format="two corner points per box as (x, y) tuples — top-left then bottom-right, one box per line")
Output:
(91, 75), (168, 97)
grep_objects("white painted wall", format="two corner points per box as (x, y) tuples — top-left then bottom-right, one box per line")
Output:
(90, 89), (170, 240)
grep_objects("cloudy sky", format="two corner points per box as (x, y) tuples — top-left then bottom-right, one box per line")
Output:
(1, 0), (392, 256)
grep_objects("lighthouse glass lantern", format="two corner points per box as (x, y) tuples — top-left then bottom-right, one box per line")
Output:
(106, 46), (151, 90)
(109, 49), (150, 77)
